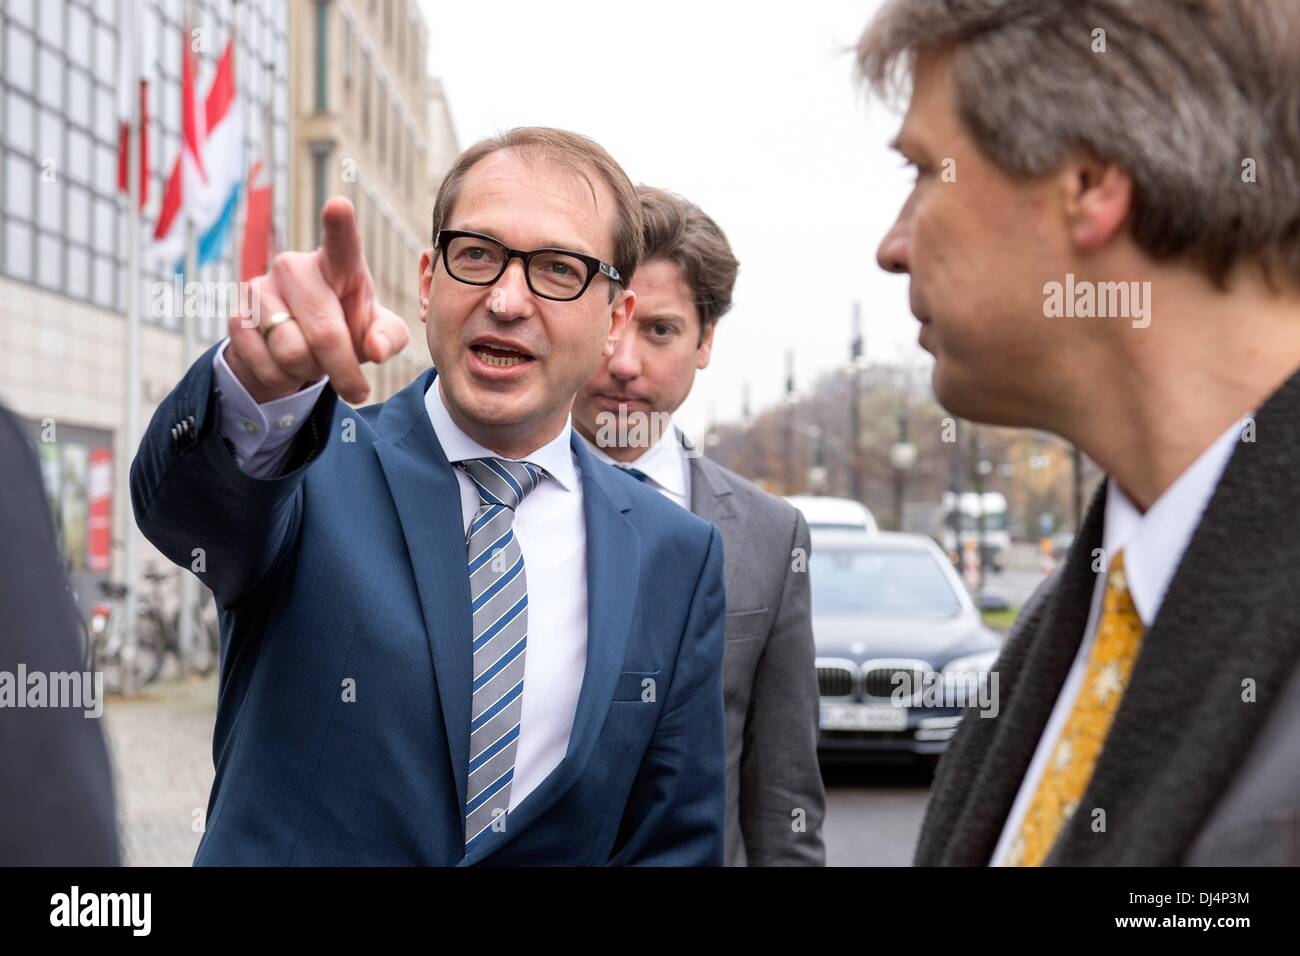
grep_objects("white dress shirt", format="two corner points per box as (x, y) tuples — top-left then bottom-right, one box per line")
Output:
(580, 420), (692, 508)
(990, 415), (1248, 865)
(211, 340), (589, 810)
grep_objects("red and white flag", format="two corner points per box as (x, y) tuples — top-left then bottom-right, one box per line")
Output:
(115, 0), (154, 207)
(151, 22), (227, 265)
(241, 95), (276, 281)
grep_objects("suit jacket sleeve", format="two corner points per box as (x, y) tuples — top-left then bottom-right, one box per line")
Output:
(740, 510), (826, 865)
(130, 342), (338, 609)
(610, 525), (727, 866)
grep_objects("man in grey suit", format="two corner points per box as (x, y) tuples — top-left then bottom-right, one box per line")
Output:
(573, 186), (825, 866)
(860, 0), (1300, 865)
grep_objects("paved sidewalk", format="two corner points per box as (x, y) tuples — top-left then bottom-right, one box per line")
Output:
(101, 674), (218, 867)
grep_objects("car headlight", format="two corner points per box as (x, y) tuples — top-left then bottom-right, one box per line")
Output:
(940, 650), (999, 704)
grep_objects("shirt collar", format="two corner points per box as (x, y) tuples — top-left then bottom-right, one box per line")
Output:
(424, 376), (578, 492)
(1101, 415), (1247, 625)
(580, 420), (688, 498)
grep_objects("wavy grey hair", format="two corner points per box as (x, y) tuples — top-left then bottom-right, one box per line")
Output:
(857, 0), (1300, 288)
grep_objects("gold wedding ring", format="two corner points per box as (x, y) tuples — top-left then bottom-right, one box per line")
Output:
(261, 310), (296, 340)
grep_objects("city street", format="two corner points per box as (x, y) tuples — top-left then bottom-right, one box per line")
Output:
(102, 675), (215, 867)
(823, 762), (932, 866)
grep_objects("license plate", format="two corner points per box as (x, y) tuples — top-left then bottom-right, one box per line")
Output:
(820, 702), (908, 732)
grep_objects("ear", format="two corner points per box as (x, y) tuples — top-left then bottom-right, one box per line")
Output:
(418, 250), (435, 323)
(1062, 157), (1133, 255)
(695, 318), (715, 371)
(605, 287), (635, 358)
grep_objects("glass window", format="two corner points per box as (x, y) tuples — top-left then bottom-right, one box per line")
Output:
(377, 85), (386, 164)
(37, 231), (62, 288)
(361, 51), (371, 142)
(38, 107), (64, 164)
(68, 68), (91, 128)
(95, 86), (115, 142)
(93, 196), (114, 253)
(68, 4), (91, 63)
(162, 20), (179, 76)
(39, 0), (64, 46)
(314, 0), (328, 111)
(809, 547), (963, 618)
(93, 255), (114, 308)
(4, 219), (34, 280)
(38, 176), (64, 231)
(7, 92), (36, 154)
(95, 142), (115, 194)
(67, 244), (90, 299)
(37, 47), (62, 109)
(6, 26), (35, 92)
(5, 153), (34, 218)
(162, 81), (178, 136)
(8, 0), (35, 29)
(392, 123), (400, 190)
(343, 18), (352, 90)
(67, 127), (90, 184)
(67, 182), (90, 243)
(96, 24), (115, 76)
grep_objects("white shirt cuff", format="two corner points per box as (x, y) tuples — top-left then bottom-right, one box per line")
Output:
(212, 338), (329, 476)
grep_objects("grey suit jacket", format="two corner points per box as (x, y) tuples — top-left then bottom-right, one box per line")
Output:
(915, 365), (1300, 865)
(687, 444), (826, 866)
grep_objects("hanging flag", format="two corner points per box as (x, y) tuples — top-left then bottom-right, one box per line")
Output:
(240, 93), (275, 281)
(194, 36), (243, 268)
(150, 20), (208, 266)
(115, 0), (154, 208)
(152, 34), (243, 270)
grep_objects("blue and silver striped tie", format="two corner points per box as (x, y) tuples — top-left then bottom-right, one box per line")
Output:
(456, 456), (547, 851)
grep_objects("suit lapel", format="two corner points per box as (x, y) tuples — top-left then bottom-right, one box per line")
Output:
(1051, 377), (1300, 863)
(687, 440), (739, 531)
(926, 366), (1300, 865)
(372, 369), (475, 825)
(460, 433), (642, 864)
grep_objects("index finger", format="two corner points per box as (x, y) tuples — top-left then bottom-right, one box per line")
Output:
(317, 197), (366, 295)
(270, 253), (371, 405)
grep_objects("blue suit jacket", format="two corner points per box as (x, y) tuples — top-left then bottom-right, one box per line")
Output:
(130, 346), (726, 865)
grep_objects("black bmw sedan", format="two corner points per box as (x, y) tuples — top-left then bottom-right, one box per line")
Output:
(810, 529), (1003, 766)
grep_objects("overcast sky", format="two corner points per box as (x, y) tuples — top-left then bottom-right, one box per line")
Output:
(420, 0), (926, 437)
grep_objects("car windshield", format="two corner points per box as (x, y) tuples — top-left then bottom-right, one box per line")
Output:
(810, 546), (962, 618)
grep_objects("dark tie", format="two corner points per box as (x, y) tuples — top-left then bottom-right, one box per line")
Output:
(619, 465), (650, 483)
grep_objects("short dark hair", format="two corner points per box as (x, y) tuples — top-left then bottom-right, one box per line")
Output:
(636, 185), (739, 339)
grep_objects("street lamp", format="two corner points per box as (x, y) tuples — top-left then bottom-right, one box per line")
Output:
(889, 437), (918, 531)
(848, 302), (865, 504)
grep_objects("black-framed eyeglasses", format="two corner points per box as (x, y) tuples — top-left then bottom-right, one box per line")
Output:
(434, 229), (622, 302)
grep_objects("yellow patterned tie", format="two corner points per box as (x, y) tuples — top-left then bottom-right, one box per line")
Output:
(1007, 549), (1145, 866)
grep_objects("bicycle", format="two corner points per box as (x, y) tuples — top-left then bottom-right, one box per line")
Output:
(85, 571), (221, 693)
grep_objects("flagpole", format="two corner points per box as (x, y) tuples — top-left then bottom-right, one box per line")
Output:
(177, 0), (199, 674)
(122, 61), (142, 697)
(231, 0), (242, 286)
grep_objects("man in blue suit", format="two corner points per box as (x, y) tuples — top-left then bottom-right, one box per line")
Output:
(131, 128), (726, 865)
